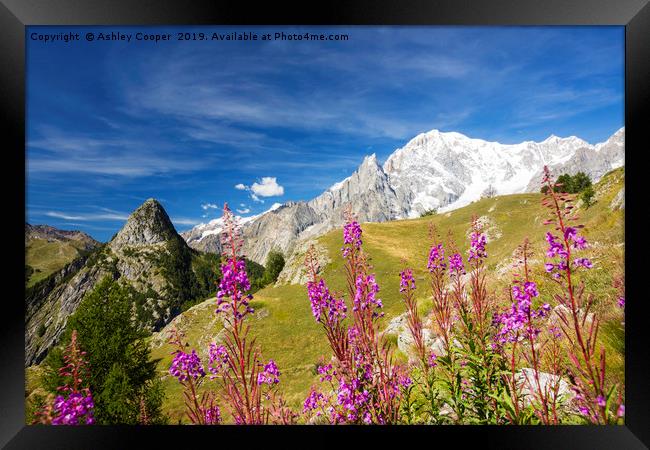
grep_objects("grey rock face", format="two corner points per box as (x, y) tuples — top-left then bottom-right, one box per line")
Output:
(275, 239), (331, 286)
(610, 188), (625, 210)
(182, 231), (222, 254)
(525, 128), (624, 192)
(110, 199), (177, 250)
(241, 201), (320, 264)
(307, 154), (407, 228)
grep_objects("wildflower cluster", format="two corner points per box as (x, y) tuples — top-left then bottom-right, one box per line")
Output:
(540, 166), (623, 424)
(307, 279), (347, 323)
(399, 269), (416, 293)
(169, 350), (206, 381)
(216, 258), (254, 318)
(303, 209), (404, 424)
(50, 393), (95, 425)
(448, 253), (466, 276)
(303, 389), (328, 417)
(427, 243), (446, 273)
(493, 281), (550, 346)
(468, 230), (487, 262)
(257, 360), (281, 385)
(207, 343), (229, 377)
(34, 330), (95, 426)
(342, 220), (363, 257)
(353, 273), (383, 317)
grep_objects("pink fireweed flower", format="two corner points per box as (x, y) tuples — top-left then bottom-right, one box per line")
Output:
(549, 325), (563, 339)
(448, 253), (466, 276)
(545, 232), (569, 259)
(307, 279), (347, 323)
(216, 258), (253, 318)
(353, 273), (383, 317)
(336, 378), (370, 423)
(342, 221), (363, 257)
(51, 391), (95, 425)
(428, 352), (438, 368)
(573, 258), (593, 269)
(204, 405), (222, 424)
(303, 389), (327, 415)
(169, 350), (205, 382)
(468, 231), (488, 262)
(207, 343), (229, 378)
(618, 404), (625, 417)
(596, 395), (606, 407)
(427, 243), (446, 273)
(618, 297), (625, 309)
(399, 269), (416, 293)
(257, 359), (280, 385)
(564, 227), (588, 250)
(318, 363), (334, 382)
(493, 280), (548, 346)
(398, 373), (412, 388)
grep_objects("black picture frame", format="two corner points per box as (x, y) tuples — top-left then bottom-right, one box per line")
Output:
(2, 1), (648, 448)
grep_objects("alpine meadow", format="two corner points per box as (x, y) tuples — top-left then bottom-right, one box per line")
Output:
(25, 26), (625, 426)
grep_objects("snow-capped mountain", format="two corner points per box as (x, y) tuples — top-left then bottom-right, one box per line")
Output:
(382, 129), (612, 217)
(181, 128), (624, 264)
(181, 203), (282, 253)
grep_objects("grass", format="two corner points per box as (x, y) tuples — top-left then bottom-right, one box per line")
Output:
(148, 168), (624, 423)
(26, 239), (89, 287)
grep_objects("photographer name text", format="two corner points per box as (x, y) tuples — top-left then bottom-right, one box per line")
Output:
(30, 30), (350, 44)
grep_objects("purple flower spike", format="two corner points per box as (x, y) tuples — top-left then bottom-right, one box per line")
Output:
(257, 359), (280, 385)
(399, 269), (416, 293)
(169, 350), (206, 382)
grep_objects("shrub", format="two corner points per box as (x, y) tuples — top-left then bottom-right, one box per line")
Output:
(420, 208), (438, 217)
(580, 185), (595, 208)
(263, 249), (285, 285)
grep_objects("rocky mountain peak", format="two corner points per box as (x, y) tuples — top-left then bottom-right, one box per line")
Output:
(109, 198), (178, 249)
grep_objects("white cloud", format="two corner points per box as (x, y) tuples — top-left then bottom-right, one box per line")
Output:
(44, 211), (129, 221)
(250, 177), (284, 197)
(171, 217), (202, 226)
(201, 203), (219, 210)
(236, 208), (251, 214)
(250, 193), (263, 203)
(234, 183), (247, 190)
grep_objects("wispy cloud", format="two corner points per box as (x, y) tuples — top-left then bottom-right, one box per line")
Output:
(171, 217), (202, 226)
(28, 127), (206, 177)
(44, 210), (129, 221)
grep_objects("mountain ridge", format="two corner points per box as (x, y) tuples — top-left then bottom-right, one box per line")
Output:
(182, 127), (624, 265)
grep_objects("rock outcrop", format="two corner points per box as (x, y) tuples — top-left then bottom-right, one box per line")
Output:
(25, 198), (199, 367)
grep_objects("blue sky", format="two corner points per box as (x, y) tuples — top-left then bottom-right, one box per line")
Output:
(26, 26), (624, 242)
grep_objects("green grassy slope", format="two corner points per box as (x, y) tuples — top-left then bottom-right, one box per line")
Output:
(150, 168), (624, 423)
(26, 239), (92, 287)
